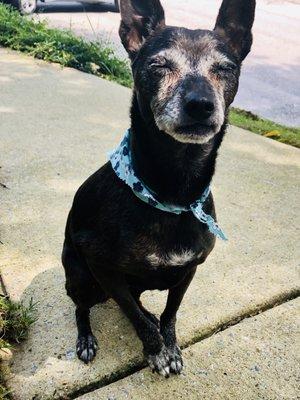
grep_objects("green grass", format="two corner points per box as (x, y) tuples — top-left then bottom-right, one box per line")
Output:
(0, 295), (37, 399)
(0, 3), (299, 148)
(0, 3), (132, 87)
(0, 296), (36, 344)
(230, 108), (300, 148)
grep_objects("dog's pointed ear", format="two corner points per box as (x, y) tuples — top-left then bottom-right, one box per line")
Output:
(119, 0), (165, 59)
(214, 0), (256, 61)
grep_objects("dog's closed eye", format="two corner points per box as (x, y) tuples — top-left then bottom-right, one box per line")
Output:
(149, 57), (173, 74)
(212, 62), (238, 74)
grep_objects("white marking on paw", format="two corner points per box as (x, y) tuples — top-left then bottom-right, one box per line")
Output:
(81, 349), (88, 360)
(147, 346), (170, 377)
(167, 344), (183, 374)
(170, 360), (177, 371)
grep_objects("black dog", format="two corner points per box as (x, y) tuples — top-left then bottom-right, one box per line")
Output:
(62, 0), (255, 377)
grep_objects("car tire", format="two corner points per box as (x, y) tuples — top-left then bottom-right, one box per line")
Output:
(10, 0), (37, 14)
(114, 0), (119, 12)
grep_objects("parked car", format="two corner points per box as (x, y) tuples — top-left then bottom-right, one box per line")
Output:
(4, 0), (119, 15)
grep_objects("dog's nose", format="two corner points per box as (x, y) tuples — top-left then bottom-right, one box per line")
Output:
(184, 93), (215, 122)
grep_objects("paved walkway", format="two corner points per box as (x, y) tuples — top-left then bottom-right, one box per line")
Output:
(79, 299), (300, 400)
(0, 49), (299, 400)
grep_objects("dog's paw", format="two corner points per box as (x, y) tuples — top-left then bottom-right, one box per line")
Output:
(166, 344), (183, 374)
(76, 334), (98, 364)
(146, 345), (171, 378)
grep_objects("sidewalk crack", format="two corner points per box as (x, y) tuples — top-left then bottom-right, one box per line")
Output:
(184, 288), (300, 349)
(65, 288), (300, 400)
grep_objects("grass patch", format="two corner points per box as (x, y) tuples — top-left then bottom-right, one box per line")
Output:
(0, 295), (37, 399)
(0, 3), (132, 87)
(230, 108), (300, 148)
(0, 3), (299, 147)
(0, 296), (36, 344)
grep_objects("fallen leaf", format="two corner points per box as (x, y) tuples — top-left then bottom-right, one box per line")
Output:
(263, 130), (281, 138)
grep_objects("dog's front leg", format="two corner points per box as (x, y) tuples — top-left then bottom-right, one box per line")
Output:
(88, 266), (171, 377)
(160, 266), (197, 374)
(131, 289), (160, 329)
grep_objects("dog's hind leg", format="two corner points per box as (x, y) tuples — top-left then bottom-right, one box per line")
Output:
(62, 240), (108, 363)
(75, 306), (98, 364)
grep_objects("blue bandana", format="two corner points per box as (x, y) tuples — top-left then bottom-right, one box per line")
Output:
(109, 130), (227, 241)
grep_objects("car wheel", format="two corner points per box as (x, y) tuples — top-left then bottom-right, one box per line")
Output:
(11, 0), (37, 14)
(114, 0), (119, 12)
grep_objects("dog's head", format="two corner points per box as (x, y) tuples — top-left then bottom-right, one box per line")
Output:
(119, 0), (255, 144)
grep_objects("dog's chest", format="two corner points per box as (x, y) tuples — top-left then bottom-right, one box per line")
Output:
(128, 218), (205, 269)
(145, 249), (199, 267)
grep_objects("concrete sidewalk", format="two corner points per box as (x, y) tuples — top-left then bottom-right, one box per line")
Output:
(0, 48), (299, 400)
(79, 298), (300, 400)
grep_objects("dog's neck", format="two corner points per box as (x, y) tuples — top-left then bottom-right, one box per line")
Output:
(130, 94), (226, 206)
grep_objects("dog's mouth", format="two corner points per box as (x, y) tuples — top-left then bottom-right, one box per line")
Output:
(174, 122), (216, 136)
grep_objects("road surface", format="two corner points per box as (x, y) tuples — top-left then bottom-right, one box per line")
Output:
(33, 0), (300, 127)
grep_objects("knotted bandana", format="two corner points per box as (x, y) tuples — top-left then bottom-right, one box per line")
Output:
(109, 130), (227, 240)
